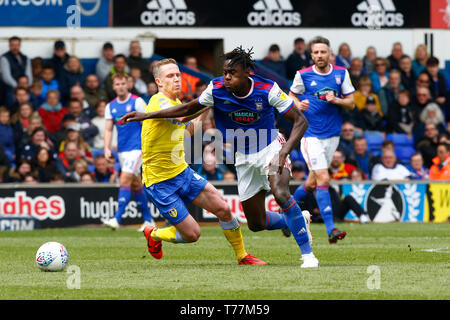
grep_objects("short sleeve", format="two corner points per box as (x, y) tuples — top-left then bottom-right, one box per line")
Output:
(341, 69), (356, 96)
(134, 97), (147, 113)
(289, 71), (305, 95)
(104, 103), (112, 120)
(197, 81), (214, 107)
(268, 82), (294, 115)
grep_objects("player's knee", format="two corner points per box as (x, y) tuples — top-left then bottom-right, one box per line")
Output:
(316, 173), (331, 186)
(183, 228), (201, 243)
(214, 202), (232, 221)
(272, 188), (292, 206)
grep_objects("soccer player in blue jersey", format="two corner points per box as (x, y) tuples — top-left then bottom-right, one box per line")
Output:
(288, 36), (356, 244)
(102, 74), (155, 231)
(123, 48), (319, 268)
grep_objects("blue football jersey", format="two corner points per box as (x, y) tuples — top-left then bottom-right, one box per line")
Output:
(105, 94), (146, 152)
(290, 64), (355, 139)
(198, 74), (294, 154)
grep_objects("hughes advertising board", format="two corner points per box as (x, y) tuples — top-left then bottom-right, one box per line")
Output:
(112, 0), (429, 28)
(0, 0), (110, 27)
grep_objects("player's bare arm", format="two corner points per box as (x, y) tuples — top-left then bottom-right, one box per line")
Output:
(270, 106), (308, 174)
(325, 92), (355, 110)
(121, 99), (208, 123)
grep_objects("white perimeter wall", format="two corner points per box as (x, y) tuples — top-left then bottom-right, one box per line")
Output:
(0, 27), (448, 68)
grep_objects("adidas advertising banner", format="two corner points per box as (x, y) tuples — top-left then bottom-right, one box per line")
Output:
(0, 182), (448, 231)
(112, 0), (429, 28)
(0, 0), (110, 27)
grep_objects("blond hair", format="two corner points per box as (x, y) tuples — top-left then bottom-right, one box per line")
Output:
(152, 58), (178, 78)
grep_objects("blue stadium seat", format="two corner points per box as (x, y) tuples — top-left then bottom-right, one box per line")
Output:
(395, 146), (416, 164)
(364, 132), (384, 156)
(386, 133), (414, 147)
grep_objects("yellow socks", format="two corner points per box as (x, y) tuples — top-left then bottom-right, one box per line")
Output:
(220, 218), (248, 261)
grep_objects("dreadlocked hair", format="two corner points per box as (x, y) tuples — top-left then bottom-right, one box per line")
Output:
(224, 46), (255, 71)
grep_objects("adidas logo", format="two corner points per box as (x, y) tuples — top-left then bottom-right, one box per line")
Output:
(141, 0), (196, 26)
(310, 80), (317, 86)
(323, 206), (332, 212)
(247, 0), (301, 26)
(297, 227), (306, 235)
(351, 0), (404, 28)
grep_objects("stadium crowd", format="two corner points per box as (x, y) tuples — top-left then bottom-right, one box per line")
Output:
(0, 36), (449, 185)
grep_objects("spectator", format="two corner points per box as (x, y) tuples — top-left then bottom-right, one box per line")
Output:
(0, 144), (11, 182)
(70, 84), (94, 118)
(387, 42), (403, 71)
(351, 136), (373, 178)
(286, 37), (313, 79)
(127, 40), (150, 79)
(419, 102), (446, 129)
(386, 90), (420, 135)
(196, 152), (225, 181)
(130, 66), (148, 96)
(49, 171), (65, 183)
(59, 56), (86, 103)
(412, 44), (429, 77)
(7, 86), (36, 115)
(15, 113), (43, 153)
(29, 81), (43, 107)
(142, 81), (158, 104)
(19, 126), (56, 163)
(222, 170), (237, 182)
(424, 57), (447, 106)
(362, 46), (377, 76)
(72, 159), (89, 182)
(414, 72), (432, 96)
(31, 57), (44, 83)
(80, 171), (95, 184)
(23, 172), (39, 184)
(370, 139), (395, 168)
(329, 149), (356, 180)
(33, 146), (58, 182)
(0, 107), (16, 162)
(39, 63), (59, 103)
(6, 158), (34, 182)
(438, 132), (450, 144)
(58, 122), (94, 164)
(84, 74), (108, 111)
(338, 122), (356, 159)
(353, 75), (383, 116)
(49, 40), (70, 82)
(416, 122), (440, 168)
(335, 42), (352, 69)
(412, 85), (433, 112)
(0, 36), (32, 89)
(369, 57), (389, 93)
(407, 152), (428, 180)
(38, 90), (67, 135)
(378, 69), (404, 115)
(193, 80), (207, 99)
(261, 44), (286, 78)
(55, 141), (80, 182)
(92, 154), (118, 183)
(67, 99), (99, 147)
(96, 42), (115, 85)
(91, 100), (118, 152)
(11, 101), (37, 149)
(126, 75), (139, 96)
(104, 54), (128, 100)
(429, 143), (450, 180)
(359, 96), (384, 132)
(180, 55), (200, 101)
(398, 55), (416, 93)
(348, 57), (363, 90)
(371, 149), (411, 180)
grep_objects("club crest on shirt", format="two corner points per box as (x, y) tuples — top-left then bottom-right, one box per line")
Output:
(314, 88), (338, 101)
(335, 75), (341, 85)
(228, 109), (260, 125)
(255, 98), (264, 111)
(126, 104), (133, 112)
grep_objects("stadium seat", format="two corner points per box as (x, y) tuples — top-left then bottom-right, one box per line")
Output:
(395, 146), (416, 164)
(386, 133), (414, 147)
(364, 132), (384, 156)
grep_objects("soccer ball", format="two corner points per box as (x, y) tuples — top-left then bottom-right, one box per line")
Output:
(35, 242), (69, 272)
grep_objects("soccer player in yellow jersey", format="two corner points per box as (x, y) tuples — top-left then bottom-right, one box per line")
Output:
(138, 58), (265, 265)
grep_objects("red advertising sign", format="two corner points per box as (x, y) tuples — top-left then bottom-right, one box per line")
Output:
(431, 0), (450, 28)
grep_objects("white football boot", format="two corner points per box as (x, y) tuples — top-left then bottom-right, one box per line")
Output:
(301, 252), (320, 268)
(137, 220), (156, 232)
(102, 218), (120, 230)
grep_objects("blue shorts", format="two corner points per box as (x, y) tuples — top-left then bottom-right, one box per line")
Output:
(144, 167), (208, 225)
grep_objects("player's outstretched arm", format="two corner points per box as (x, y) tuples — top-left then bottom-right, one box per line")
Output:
(273, 106), (308, 174)
(121, 99), (207, 123)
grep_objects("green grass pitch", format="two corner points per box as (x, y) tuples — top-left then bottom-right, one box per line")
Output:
(0, 223), (449, 300)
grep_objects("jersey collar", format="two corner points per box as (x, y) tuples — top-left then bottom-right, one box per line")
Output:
(116, 93), (131, 104)
(313, 64), (333, 76)
(232, 77), (254, 99)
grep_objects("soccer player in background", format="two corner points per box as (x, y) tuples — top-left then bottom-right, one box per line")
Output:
(123, 58), (265, 265)
(122, 48), (318, 268)
(102, 74), (155, 231)
(288, 36), (356, 244)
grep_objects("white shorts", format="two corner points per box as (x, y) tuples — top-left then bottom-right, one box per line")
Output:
(235, 135), (290, 202)
(118, 150), (142, 176)
(300, 136), (340, 171)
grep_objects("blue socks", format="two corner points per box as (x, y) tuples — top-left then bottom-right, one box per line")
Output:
(281, 197), (312, 255)
(134, 187), (153, 223)
(293, 183), (313, 203)
(114, 186), (132, 223)
(264, 211), (288, 230)
(316, 185), (336, 235)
